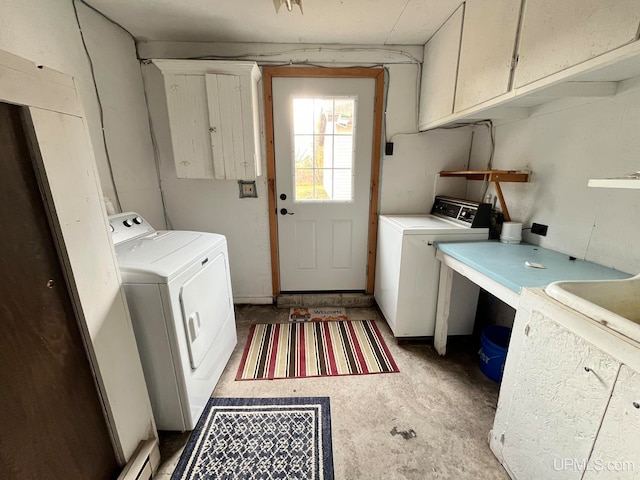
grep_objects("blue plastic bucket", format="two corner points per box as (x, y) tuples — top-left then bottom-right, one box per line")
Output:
(479, 326), (512, 383)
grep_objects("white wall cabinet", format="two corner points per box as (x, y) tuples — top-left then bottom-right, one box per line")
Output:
(418, 4), (464, 129)
(154, 60), (262, 180)
(454, 0), (522, 113)
(500, 310), (620, 480)
(583, 365), (640, 479)
(513, 0), (640, 89)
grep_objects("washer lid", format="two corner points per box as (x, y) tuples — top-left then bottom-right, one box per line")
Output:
(115, 230), (227, 283)
(379, 215), (469, 234)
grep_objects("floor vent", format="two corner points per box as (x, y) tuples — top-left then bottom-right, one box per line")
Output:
(117, 439), (160, 480)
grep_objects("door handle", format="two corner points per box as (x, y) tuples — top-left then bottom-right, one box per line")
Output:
(280, 208), (294, 215)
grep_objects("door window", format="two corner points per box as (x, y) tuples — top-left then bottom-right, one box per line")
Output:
(292, 97), (356, 202)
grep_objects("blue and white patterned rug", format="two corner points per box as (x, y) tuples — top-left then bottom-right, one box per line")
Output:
(171, 397), (334, 480)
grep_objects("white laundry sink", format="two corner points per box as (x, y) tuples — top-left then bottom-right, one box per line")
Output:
(545, 274), (640, 343)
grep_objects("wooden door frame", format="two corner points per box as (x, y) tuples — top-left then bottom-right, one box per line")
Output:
(263, 66), (385, 296)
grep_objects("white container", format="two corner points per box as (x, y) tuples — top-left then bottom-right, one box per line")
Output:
(500, 222), (523, 244)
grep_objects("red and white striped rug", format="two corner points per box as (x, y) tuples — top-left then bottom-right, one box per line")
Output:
(236, 320), (399, 380)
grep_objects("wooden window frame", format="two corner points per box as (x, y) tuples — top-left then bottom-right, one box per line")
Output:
(263, 66), (385, 295)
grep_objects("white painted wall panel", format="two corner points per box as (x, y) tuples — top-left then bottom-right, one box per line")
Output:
(454, 0), (521, 112)
(379, 128), (472, 214)
(0, 0), (116, 201)
(29, 107), (155, 461)
(467, 85), (640, 274)
(76, 4), (164, 227)
(514, 0), (640, 88)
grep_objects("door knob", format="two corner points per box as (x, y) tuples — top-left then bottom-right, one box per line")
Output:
(280, 208), (294, 215)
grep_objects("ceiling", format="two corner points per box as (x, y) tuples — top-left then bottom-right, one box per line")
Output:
(83, 0), (463, 45)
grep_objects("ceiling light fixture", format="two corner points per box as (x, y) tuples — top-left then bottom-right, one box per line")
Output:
(273, 0), (303, 14)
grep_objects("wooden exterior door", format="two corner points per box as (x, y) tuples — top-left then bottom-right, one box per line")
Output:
(0, 103), (119, 479)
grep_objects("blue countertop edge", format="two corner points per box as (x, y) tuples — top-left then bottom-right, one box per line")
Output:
(435, 240), (632, 294)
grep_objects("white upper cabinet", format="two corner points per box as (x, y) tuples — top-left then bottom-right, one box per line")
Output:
(418, 4), (464, 129)
(514, 0), (640, 88)
(155, 60), (262, 180)
(454, 0), (522, 112)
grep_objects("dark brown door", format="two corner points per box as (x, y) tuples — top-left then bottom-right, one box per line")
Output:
(0, 103), (119, 480)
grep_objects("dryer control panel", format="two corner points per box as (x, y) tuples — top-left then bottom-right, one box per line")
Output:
(108, 212), (155, 245)
(430, 196), (491, 228)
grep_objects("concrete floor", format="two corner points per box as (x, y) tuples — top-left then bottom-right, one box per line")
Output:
(155, 306), (508, 480)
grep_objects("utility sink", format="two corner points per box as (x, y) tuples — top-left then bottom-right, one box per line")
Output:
(545, 274), (640, 343)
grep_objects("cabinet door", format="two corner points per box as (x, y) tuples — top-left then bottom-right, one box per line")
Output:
(454, 0), (522, 112)
(502, 310), (620, 480)
(418, 4), (464, 129)
(583, 365), (640, 479)
(514, 0), (640, 88)
(163, 74), (214, 179)
(206, 73), (245, 180)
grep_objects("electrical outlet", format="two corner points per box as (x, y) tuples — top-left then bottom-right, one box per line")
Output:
(238, 180), (258, 198)
(531, 223), (548, 236)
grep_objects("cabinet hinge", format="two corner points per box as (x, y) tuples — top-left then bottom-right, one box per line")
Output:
(511, 54), (519, 71)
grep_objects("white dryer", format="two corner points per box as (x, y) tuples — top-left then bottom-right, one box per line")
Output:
(109, 212), (237, 431)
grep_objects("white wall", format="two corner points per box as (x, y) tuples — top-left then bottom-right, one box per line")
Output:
(140, 43), (474, 300)
(76, 4), (166, 227)
(0, 0), (118, 203)
(0, 0), (156, 464)
(468, 85), (640, 274)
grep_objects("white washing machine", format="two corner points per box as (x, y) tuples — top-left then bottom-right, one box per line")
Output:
(375, 196), (490, 338)
(109, 212), (237, 431)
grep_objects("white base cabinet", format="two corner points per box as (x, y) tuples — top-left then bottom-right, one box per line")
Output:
(491, 288), (640, 480)
(583, 365), (640, 479)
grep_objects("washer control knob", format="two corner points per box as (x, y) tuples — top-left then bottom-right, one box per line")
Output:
(133, 216), (142, 225)
(123, 219), (134, 227)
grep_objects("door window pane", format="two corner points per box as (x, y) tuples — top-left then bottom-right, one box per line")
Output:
(292, 96), (355, 202)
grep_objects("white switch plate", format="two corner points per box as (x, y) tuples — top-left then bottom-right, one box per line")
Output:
(238, 180), (258, 198)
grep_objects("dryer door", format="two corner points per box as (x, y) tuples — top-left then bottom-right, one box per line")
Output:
(179, 251), (232, 369)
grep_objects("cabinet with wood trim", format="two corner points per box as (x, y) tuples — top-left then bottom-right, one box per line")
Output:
(454, 0), (522, 113)
(418, 4), (464, 129)
(513, 0), (640, 89)
(154, 60), (262, 180)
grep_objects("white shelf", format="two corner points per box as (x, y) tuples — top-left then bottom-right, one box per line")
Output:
(588, 177), (640, 189)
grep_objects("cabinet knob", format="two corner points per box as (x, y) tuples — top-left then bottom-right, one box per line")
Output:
(633, 402), (639, 409)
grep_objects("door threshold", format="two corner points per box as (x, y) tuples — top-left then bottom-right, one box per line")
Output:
(276, 292), (374, 308)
